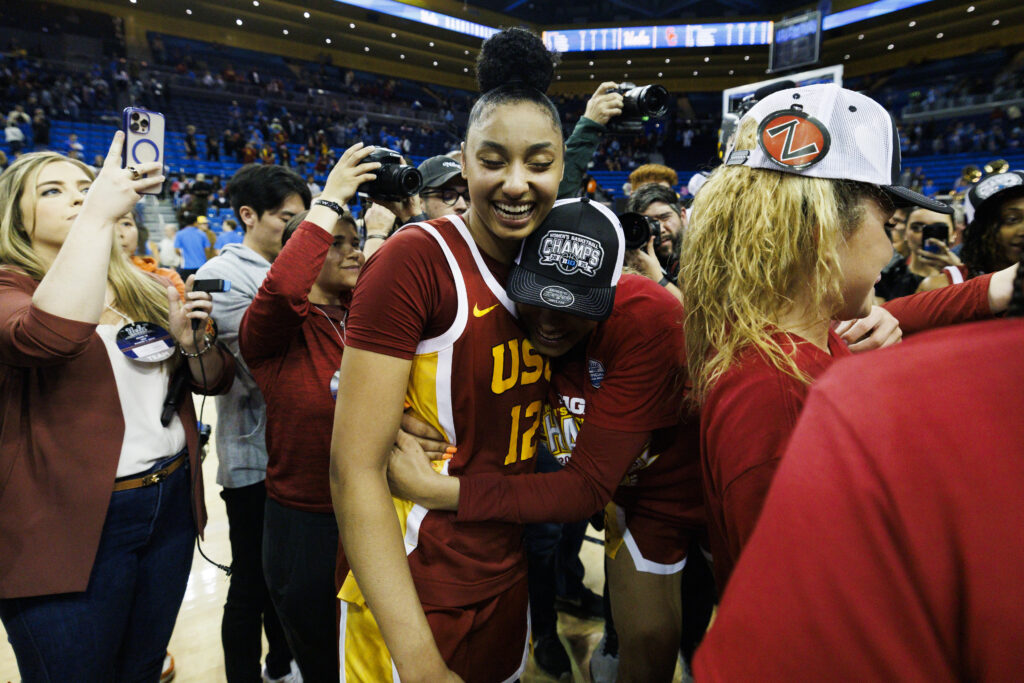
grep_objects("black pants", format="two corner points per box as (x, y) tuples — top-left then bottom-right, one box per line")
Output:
(679, 538), (717, 666)
(220, 482), (293, 682)
(263, 498), (340, 683)
(524, 445), (589, 638)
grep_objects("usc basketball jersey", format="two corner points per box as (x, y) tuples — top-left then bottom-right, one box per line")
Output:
(340, 215), (550, 609)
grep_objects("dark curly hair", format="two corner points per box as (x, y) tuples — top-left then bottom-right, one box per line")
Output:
(468, 27), (561, 135)
(962, 185), (1024, 277)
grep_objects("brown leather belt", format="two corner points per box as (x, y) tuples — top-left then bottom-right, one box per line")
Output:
(113, 451), (187, 492)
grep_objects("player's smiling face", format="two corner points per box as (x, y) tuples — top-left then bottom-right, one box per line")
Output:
(518, 303), (597, 357)
(462, 101), (564, 255)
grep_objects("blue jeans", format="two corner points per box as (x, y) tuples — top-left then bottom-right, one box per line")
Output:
(0, 454), (195, 683)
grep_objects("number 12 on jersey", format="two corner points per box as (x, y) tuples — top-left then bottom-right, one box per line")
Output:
(505, 400), (543, 465)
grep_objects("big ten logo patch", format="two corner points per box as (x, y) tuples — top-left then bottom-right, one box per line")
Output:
(490, 338), (551, 466)
(538, 230), (605, 277)
(542, 400), (585, 465)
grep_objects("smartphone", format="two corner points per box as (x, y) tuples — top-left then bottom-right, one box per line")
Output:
(920, 222), (948, 253)
(122, 107), (165, 195)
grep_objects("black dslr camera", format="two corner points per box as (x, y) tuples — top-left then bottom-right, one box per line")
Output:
(357, 148), (423, 201)
(607, 83), (669, 135)
(619, 212), (661, 250)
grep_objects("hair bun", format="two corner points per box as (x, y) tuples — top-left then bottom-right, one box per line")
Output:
(476, 27), (558, 95)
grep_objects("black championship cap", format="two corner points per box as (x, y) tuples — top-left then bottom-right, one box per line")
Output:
(506, 198), (625, 321)
(963, 170), (1024, 225)
(417, 155), (463, 189)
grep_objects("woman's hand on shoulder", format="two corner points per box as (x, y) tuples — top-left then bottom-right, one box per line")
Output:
(80, 132), (164, 225)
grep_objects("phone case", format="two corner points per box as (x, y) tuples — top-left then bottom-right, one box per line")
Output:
(122, 107), (165, 195)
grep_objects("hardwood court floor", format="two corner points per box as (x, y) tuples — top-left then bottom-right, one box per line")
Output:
(0, 398), (682, 682)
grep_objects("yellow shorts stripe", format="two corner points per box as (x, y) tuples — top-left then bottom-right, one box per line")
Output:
(339, 598), (396, 682)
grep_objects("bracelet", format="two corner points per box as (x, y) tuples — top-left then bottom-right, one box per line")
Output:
(313, 198), (346, 215)
(658, 276), (670, 287)
(366, 233), (389, 241)
(180, 335), (214, 358)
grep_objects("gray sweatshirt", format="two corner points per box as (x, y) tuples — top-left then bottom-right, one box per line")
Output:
(196, 243), (271, 489)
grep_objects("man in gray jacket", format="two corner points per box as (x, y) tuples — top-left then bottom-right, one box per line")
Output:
(197, 164), (310, 683)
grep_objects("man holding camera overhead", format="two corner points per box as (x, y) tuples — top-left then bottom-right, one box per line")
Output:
(361, 153), (470, 256)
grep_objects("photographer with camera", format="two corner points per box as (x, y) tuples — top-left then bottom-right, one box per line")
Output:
(625, 184), (686, 284)
(362, 154), (468, 256)
(559, 82), (668, 203)
(619, 211), (683, 304)
(357, 149), (426, 256)
(239, 143), (375, 683)
(559, 82), (624, 198)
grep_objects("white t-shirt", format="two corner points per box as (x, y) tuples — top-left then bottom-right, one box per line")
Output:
(96, 324), (187, 478)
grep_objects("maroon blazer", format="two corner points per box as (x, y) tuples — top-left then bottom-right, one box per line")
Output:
(0, 270), (235, 599)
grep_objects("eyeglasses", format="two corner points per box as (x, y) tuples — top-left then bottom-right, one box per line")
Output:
(421, 188), (470, 206)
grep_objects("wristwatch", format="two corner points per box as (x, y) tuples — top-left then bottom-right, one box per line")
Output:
(313, 198), (346, 215)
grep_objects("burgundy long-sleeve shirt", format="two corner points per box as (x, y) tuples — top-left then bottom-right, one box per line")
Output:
(701, 272), (995, 591)
(240, 221), (349, 513)
(0, 269), (234, 598)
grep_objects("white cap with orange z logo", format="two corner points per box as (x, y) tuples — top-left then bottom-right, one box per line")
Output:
(725, 83), (952, 215)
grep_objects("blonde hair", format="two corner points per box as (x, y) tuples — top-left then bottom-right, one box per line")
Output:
(0, 152), (171, 325)
(680, 117), (889, 405)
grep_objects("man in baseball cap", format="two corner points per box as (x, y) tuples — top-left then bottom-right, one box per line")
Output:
(724, 83), (952, 215)
(417, 155), (469, 219)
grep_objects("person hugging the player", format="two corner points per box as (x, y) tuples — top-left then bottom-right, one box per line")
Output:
(386, 196), (710, 682)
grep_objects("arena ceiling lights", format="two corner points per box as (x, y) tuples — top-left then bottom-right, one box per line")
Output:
(330, 0), (498, 39)
(323, 0), (939, 50)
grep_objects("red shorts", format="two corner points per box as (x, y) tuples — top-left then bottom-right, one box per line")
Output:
(605, 501), (692, 574)
(338, 574), (530, 682)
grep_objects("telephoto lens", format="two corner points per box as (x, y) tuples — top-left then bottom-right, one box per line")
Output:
(606, 83), (670, 134)
(622, 84), (669, 119)
(358, 148), (424, 201)
(618, 212), (660, 250)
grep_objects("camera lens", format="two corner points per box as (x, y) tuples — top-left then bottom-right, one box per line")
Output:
(396, 166), (423, 196)
(635, 85), (669, 118)
(619, 212), (653, 250)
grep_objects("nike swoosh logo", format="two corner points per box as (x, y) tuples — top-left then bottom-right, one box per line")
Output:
(473, 303), (500, 317)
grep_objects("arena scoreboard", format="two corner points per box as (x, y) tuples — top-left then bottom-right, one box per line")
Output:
(769, 11), (821, 73)
(542, 22), (773, 52)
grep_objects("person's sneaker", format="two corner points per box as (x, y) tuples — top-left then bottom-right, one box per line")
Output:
(533, 633), (572, 680)
(262, 659), (304, 683)
(589, 633), (619, 683)
(554, 587), (604, 620)
(159, 652), (175, 683)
